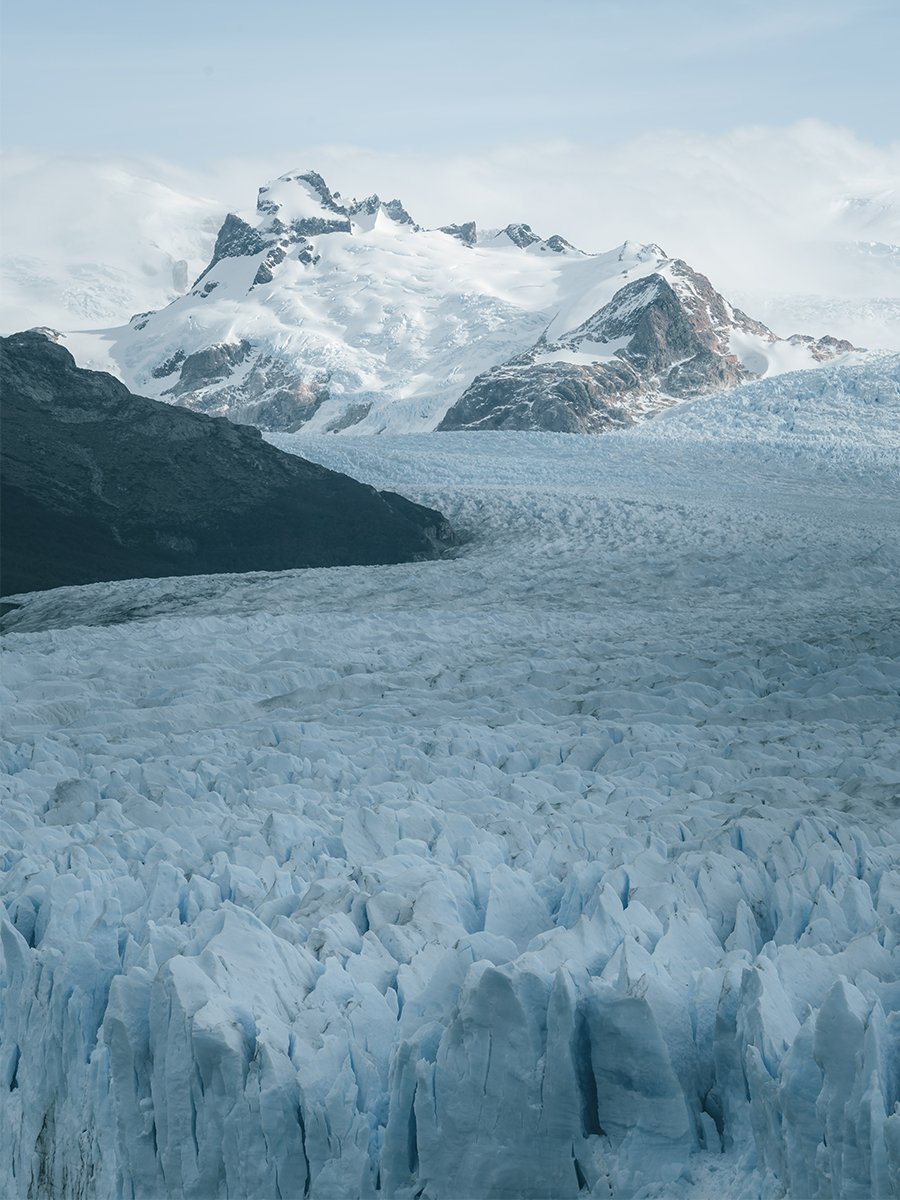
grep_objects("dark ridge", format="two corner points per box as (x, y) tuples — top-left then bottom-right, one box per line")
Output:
(1, 332), (454, 597)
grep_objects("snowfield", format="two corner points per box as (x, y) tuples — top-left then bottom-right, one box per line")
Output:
(80, 220), (671, 435)
(2, 361), (899, 1199)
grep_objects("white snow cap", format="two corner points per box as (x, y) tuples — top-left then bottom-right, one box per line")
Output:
(256, 169), (347, 222)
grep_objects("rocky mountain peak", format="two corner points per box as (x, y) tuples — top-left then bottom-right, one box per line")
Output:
(501, 223), (542, 249)
(489, 223), (581, 254)
(381, 198), (417, 226)
(348, 194), (381, 217)
(560, 261), (774, 367)
(439, 221), (478, 246)
(659, 259), (773, 347)
(252, 171), (352, 241)
(787, 332), (858, 358)
(438, 256), (859, 434)
(257, 170), (347, 217)
(617, 239), (667, 263)
(542, 234), (577, 254)
(348, 194), (418, 229)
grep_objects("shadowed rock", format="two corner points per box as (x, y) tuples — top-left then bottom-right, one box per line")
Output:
(1, 332), (453, 596)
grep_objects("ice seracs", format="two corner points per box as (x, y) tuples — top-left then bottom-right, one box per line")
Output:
(71, 168), (861, 435)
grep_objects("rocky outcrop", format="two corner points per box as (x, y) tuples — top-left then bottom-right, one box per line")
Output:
(195, 213), (270, 284)
(543, 234), (576, 254)
(151, 343), (331, 429)
(349, 195), (418, 228)
(259, 170), (348, 222)
(439, 221), (477, 246)
(489, 224), (581, 254)
(439, 358), (642, 433)
(502, 222), (542, 249)
(788, 333), (859, 359)
(439, 261), (857, 432)
(0, 332), (453, 596)
(161, 340), (253, 397)
(193, 172), (352, 294)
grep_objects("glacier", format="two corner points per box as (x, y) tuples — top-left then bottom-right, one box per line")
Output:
(1, 359), (899, 1199)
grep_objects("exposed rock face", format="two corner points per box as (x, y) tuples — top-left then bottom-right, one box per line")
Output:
(260, 170), (352, 236)
(502, 222), (542, 249)
(349, 195), (419, 228)
(485, 224), (582, 255)
(439, 359), (644, 434)
(149, 340), (332, 430)
(190, 213), (319, 295)
(543, 234), (576, 254)
(192, 172), (351, 295)
(439, 261), (856, 432)
(0, 332), (453, 596)
(162, 340), (253, 397)
(198, 213), (269, 281)
(788, 333), (859, 359)
(439, 221), (477, 246)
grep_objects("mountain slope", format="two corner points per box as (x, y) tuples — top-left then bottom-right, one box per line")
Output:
(0, 332), (452, 596)
(439, 259), (855, 431)
(73, 169), (861, 435)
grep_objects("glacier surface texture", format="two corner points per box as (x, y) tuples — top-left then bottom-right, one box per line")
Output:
(2, 361), (900, 1199)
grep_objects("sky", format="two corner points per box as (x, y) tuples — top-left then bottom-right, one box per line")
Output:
(2, 0), (899, 158)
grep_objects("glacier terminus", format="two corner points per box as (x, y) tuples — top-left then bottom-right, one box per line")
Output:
(2, 361), (899, 1199)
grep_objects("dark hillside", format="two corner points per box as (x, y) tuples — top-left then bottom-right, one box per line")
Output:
(1, 332), (452, 596)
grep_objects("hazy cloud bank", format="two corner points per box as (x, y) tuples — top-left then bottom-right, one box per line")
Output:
(2, 121), (898, 344)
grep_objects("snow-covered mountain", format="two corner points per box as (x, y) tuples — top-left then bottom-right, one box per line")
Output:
(72, 169), (861, 434)
(3, 359), (899, 1198)
(440, 258), (855, 431)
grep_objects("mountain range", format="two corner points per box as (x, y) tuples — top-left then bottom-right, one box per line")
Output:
(65, 169), (860, 436)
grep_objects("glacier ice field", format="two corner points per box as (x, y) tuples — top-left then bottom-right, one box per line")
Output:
(2, 360), (900, 1199)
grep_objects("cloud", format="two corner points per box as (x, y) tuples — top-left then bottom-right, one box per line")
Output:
(200, 120), (900, 290)
(2, 122), (899, 344)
